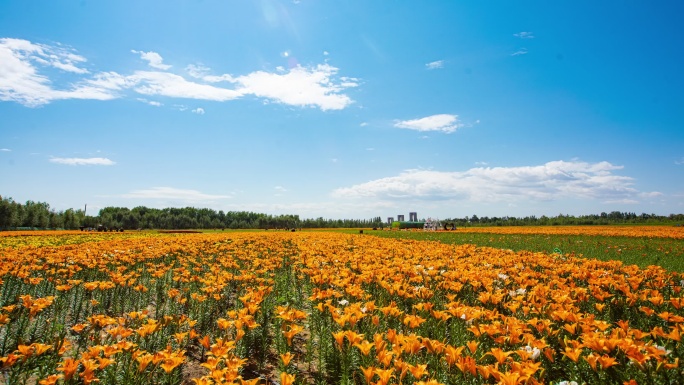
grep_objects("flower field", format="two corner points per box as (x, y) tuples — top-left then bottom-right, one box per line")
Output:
(373, 227), (684, 273)
(442, 226), (684, 239)
(1, 231), (683, 385)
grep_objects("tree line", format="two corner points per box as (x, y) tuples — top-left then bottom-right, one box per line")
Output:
(0, 196), (385, 230)
(442, 212), (684, 227)
(1, 195), (682, 231)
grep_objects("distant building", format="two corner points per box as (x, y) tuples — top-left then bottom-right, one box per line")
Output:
(390, 210), (437, 230)
(387, 217), (394, 224)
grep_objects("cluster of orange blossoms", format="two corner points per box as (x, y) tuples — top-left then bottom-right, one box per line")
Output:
(0, 230), (682, 384)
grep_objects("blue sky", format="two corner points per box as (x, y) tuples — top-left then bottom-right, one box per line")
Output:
(1, 1), (683, 220)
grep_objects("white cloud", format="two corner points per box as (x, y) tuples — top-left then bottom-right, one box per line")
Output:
(2, 38), (358, 111)
(137, 98), (162, 107)
(202, 74), (236, 83)
(511, 48), (528, 56)
(638, 191), (664, 199)
(274, 186), (287, 196)
(394, 114), (463, 133)
(339, 76), (359, 88)
(0, 38), (116, 106)
(332, 160), (658, 205)
(0, 38), (89, 74)
(425, 60), (444, 70)
(129, 71), (242, 101)
(234, 64), (356, 110)
(360, 122), (368, 127)
(604, 199), (639, 204)
(113, 66), (355, 110)
(323, 51), (329, 56)
(122, 187), (231, 202)
(191, 107), (205, 114)
(186, 64), (210, 78)
(86, 71), (135, 91)
(0, 148), (10, 152)
(49, 157), (115, 166)
(675, 157), (684, 165)
(131, 50), (171, 70)
(514, 31), (535, 39)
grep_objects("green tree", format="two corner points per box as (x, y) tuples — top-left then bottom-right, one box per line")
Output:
(0, 196), (18, 230)
(63, 208), (78, 229)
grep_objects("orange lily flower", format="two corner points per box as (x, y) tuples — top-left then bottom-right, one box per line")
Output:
(160, 356), (184, 373)
(280, 372), (295, 385)
(562, 347), (582, 363)
(57, 358), (80, 380)
(280, 352), (294, 366)
(38, 375), (61, 385)
(487, 348), (514, 365)
(354, 340), (374, 356)
(360, 366), (376, 384)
